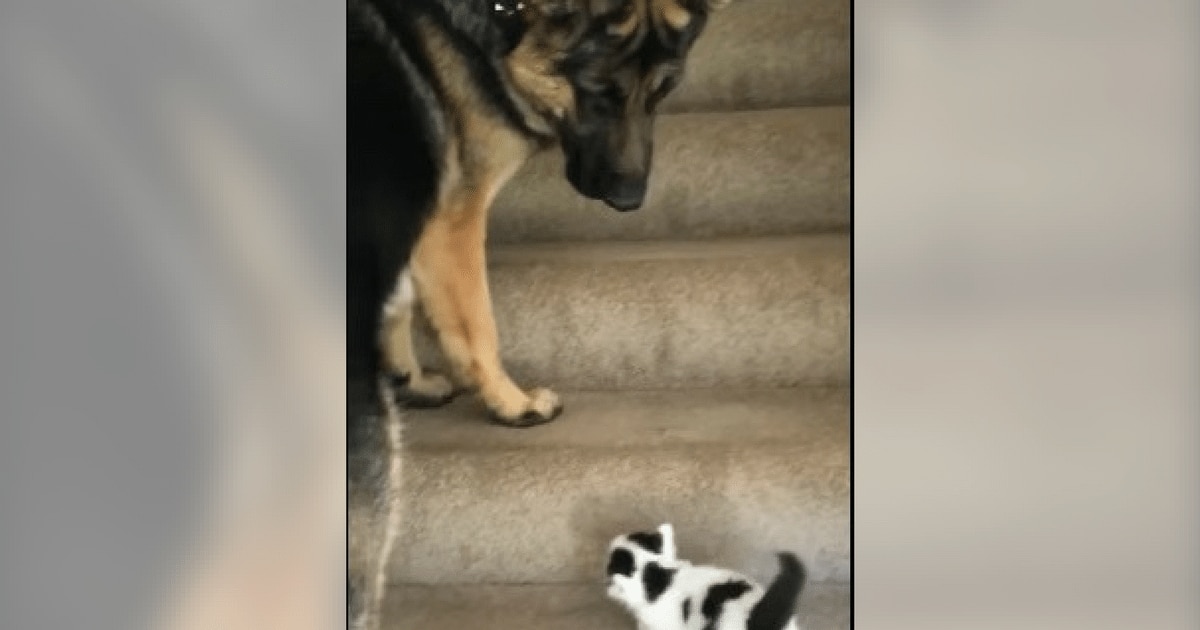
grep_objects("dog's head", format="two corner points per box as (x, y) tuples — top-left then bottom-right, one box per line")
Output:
(506, 0), (730, 211)
(604, 523), (679, 608)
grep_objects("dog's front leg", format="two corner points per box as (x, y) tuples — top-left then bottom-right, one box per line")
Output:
(380, 269), (457, 408)
(410, 200), (563, 427)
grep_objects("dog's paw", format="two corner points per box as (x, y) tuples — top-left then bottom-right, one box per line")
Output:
(386, 371), (456, 408)
(488, 387), (563, 428)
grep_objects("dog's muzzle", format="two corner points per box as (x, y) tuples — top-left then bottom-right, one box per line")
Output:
(602, 176), (647, 211)
(566, 155), (648, 211)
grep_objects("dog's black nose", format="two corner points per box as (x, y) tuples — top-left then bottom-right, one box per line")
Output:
(603, 177), (646, 211)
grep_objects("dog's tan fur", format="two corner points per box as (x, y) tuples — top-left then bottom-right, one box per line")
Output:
(378, 0), (729, 424)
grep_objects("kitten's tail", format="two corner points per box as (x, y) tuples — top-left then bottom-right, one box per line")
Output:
(747, 553), (806, 630)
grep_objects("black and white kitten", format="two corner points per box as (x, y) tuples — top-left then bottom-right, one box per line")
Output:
(605, 524), (805, 630)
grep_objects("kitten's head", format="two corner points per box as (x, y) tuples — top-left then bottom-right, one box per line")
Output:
(604, 523), (677, 609)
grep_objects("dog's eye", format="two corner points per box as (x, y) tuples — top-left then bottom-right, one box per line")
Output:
(588, 90), (622, 118)
(546, 6), (579, 32)
(616, 4), (636, 24)
(646, 69), (681, 111)
(652, 74), (676, 96)
(551, 14), (573, 29)
(650, 64), (682, 94)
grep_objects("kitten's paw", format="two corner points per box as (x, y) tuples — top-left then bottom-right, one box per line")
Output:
(387, 371), (456, 408)
(488, 387), (563, 428)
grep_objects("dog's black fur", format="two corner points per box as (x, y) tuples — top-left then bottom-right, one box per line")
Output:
(347, 0), (723, 626)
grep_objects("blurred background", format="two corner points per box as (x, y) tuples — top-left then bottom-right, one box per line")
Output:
(1, 1), (344, 629)
(855, 1), (1199, 628)
(0, 0), (1195, 628)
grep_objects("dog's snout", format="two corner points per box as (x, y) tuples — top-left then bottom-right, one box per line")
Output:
(603, 175), (646, 211)
(566, 155), (648, 211)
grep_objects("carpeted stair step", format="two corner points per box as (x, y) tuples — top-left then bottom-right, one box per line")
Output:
(490, 107), (849, 244)
(384, 582), (850, 630)
(390, 387), (850, 584)
(665, 0), (850, 112)
(413, 234), (849, 390)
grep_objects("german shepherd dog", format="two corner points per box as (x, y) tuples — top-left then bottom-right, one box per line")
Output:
(348, 0), (725, 626)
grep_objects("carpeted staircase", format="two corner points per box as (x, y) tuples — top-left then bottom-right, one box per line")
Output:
(387, 0), (850, 627)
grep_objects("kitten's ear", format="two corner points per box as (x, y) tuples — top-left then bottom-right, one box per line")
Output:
(658, 523), (678, 559)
